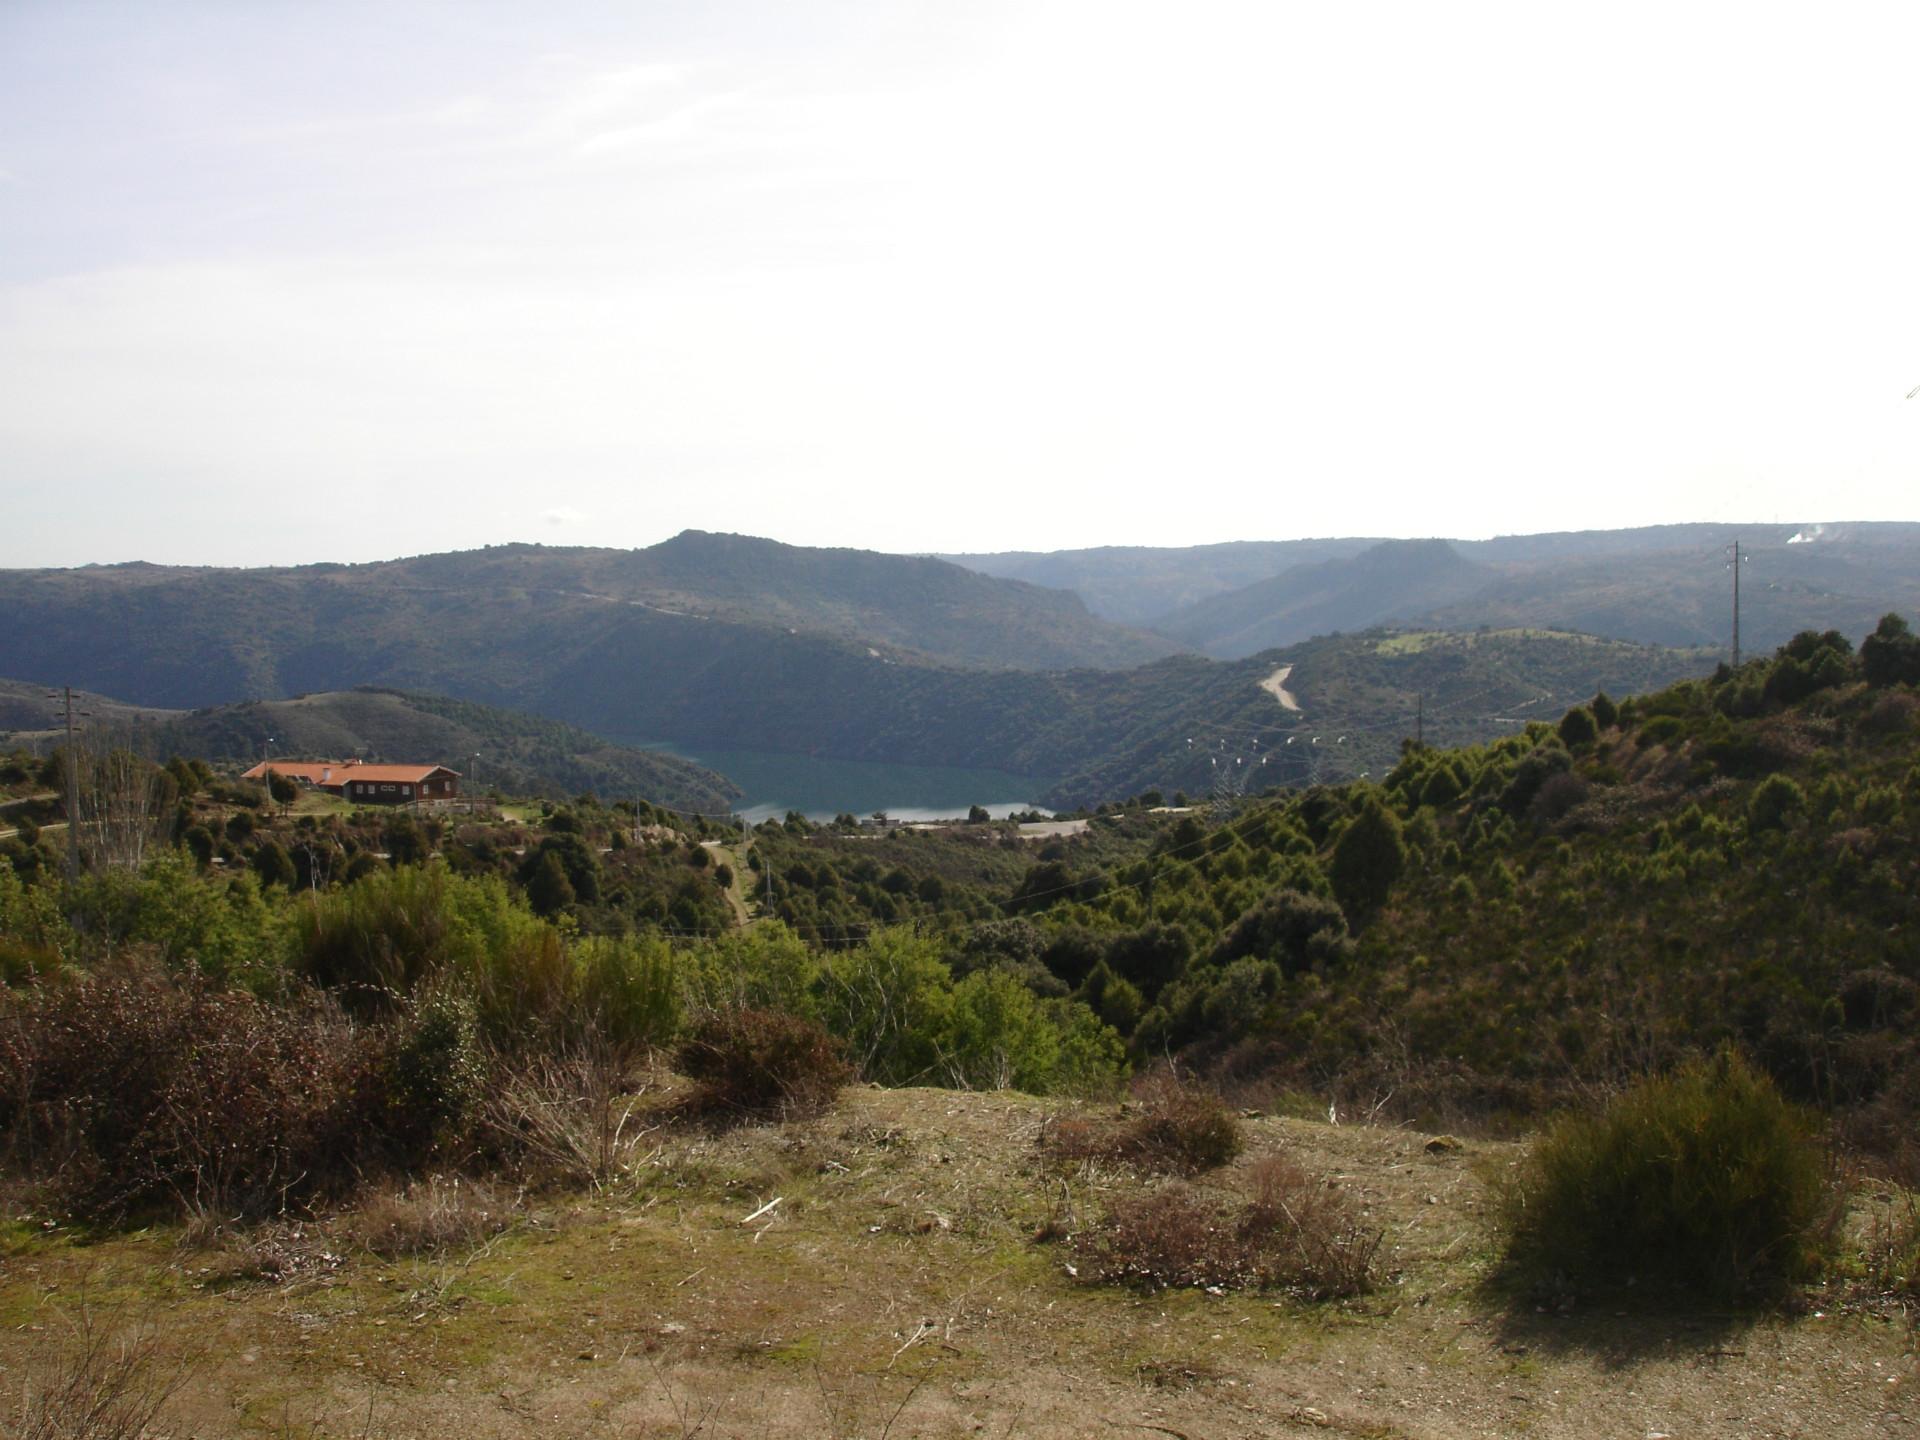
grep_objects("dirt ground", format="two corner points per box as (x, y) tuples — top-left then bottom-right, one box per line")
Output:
(2, 1086), (1912, 1439)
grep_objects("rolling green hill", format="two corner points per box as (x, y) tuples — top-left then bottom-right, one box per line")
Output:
(0, 533), (1176, 711)
(2, 684), (740, 814)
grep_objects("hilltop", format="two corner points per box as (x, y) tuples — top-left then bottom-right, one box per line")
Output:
(0, 532), (1176, 709)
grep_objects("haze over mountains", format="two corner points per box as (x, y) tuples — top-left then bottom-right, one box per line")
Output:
(4, 522), (1913, 811)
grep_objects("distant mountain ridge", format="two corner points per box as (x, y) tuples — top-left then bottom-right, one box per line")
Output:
(947, 522), (1920, 660)
(1155, 539), (1491, 656)
(937, 539), (1384, 626)
(0, 532), (1174, 697)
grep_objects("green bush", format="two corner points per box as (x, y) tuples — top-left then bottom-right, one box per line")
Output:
(377, 989), (489, 1155)
(1499, 1050), (1837, 1302)
(1747, 774), (1806, 833)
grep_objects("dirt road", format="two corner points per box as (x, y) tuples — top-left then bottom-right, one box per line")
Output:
(1261, 663), (1302, 711)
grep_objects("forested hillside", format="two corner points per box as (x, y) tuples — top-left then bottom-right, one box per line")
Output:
(0, 532), (1176, 704)
(976, 615), (1920, 1139)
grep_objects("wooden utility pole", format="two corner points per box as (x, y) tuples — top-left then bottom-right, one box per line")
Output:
(51, 687), (81, 885)
(1730, 539), (1743, 669)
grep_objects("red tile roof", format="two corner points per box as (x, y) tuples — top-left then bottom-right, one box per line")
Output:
(241, 761), (458, 785)
(337, 765), (457, 785)
(242, 761), (350, 783)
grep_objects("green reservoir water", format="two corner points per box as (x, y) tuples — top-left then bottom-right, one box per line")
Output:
(632, 744), (1051, 824)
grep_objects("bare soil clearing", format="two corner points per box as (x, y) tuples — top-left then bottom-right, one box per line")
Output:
(2, 1088), (1911, 1438)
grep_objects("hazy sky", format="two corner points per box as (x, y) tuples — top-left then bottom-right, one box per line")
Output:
(4, 0), (1919, 568)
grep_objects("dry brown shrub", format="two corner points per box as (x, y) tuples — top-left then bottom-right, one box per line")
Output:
(1236, 1154), (1383, 1300)
(1075, 1153), (1380, 1298)
(350, 1174), (517, 1259)
(0, 968), (372, 1219)
(481, 1039), (652, 1187)
(672, 1007), (851, 1123)
(1042, 1074), (1244, 1176)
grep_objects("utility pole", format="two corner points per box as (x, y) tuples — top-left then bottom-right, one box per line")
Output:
(47, 687), (83, 886)
(1415, 693), (1424, 748)
(1728, 539), (1744, 669)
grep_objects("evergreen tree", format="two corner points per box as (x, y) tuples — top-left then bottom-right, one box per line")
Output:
(1330, 797), (1407, 919)
(527, 849), (576, 916)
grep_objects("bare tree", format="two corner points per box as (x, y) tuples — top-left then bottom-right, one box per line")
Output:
(74, 740), (164, 874)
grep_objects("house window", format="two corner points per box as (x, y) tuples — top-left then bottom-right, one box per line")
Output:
(401, 785), (412, 797)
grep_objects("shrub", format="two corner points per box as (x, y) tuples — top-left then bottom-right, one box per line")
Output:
(375, 989), (489, 1157)
(1115, 1073), (1243, 1174)
(1862, 613), (1920, 688)
(1329, 797), (1406, 919)
(819, 929), (951, 1084)
(1748, 774), (1806, 833)
(0, 968), (371, 1218)
(293, 864), (476, 1011)
(1075, 1156), (1378, 1297)
(351, 1174), (516, 1259)
(1637, 714), (1686, 749)
(482, 1041), (650, 1185)
(1498, 1050), (1837, 1301)
(1236, 1154), (1382, 1299)
(1209, 888), (1351, 978)
(1557, 705), (1597, 748)
(673, 1007), (851, 1120)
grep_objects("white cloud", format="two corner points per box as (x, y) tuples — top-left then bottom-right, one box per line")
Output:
(542, 506), (590, 526)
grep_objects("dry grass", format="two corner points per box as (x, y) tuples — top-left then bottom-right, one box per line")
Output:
(7, 1297), (192, 1440)
(349, 1174), (520, 1260)
(482, 1043), (657, 1188)
(0, 1089), (1914, 1440)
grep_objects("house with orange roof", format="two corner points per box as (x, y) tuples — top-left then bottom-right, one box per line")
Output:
(242, 760), (460, 805)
